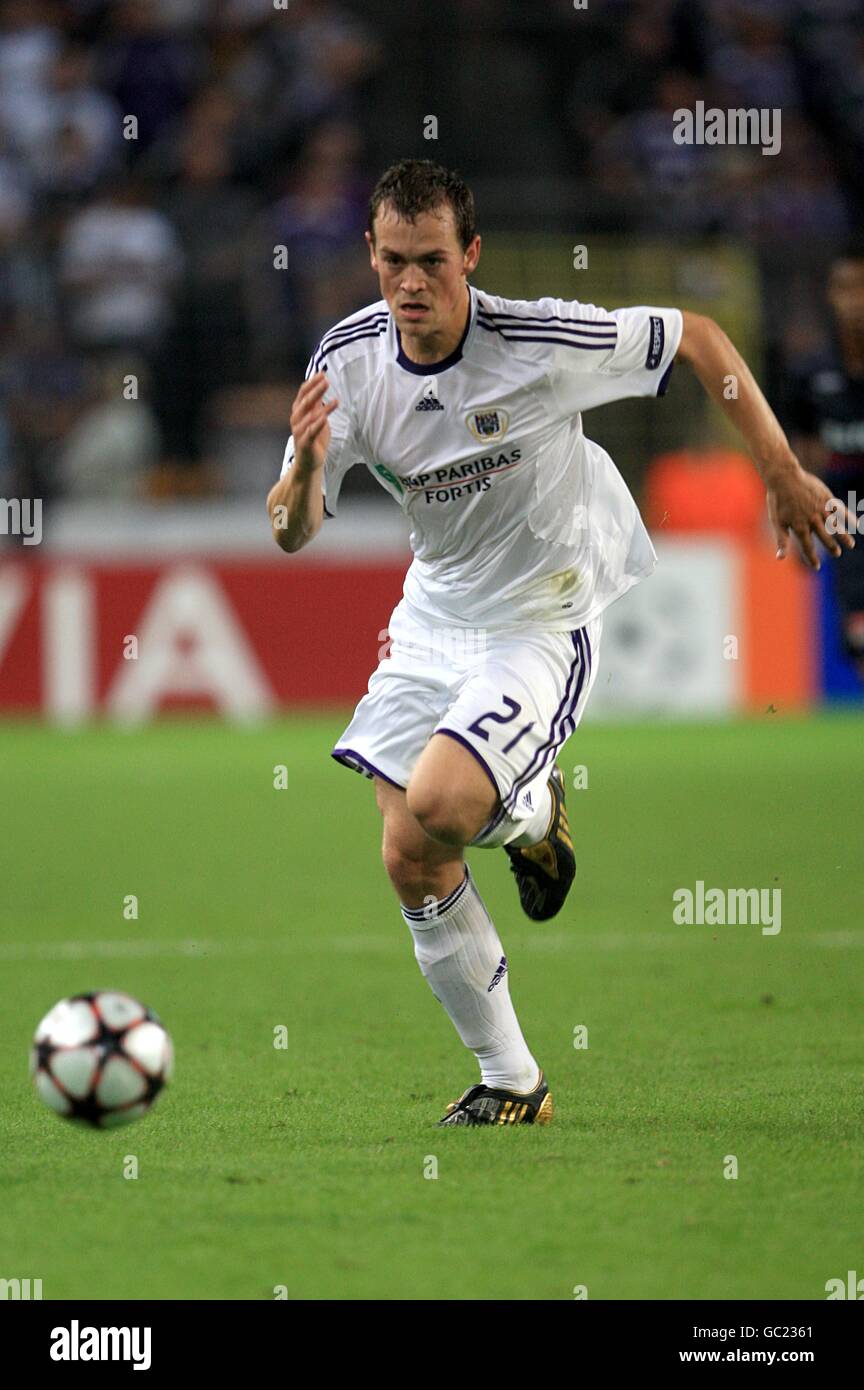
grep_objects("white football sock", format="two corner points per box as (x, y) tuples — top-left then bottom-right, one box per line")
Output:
(401, 865), (540, 1093)
(469, 781), (552, 850)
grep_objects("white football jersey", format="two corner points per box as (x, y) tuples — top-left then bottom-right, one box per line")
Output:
(280, 285), (683, 631)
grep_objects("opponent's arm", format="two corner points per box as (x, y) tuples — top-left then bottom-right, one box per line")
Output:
(266, 372), (338, 554)
(675, 311), (855, 569)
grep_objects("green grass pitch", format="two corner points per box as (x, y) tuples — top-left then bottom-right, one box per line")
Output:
(0, 712), (861, 1301)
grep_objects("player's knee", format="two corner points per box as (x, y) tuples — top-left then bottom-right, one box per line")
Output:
(405, 784), (472, 846)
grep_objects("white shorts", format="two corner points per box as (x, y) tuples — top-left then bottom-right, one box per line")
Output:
(332, 600), (602, 823)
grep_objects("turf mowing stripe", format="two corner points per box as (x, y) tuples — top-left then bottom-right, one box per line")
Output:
(2, 931), (862, 961)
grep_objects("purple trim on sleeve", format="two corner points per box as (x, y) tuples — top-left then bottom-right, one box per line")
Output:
(657, 360), (674, 396)
(477, 322), (615, 349)
(477, 310), (617, 328)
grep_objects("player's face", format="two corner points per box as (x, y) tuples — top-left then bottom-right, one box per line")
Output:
(828, 259), (864, 333)
(366, 204), (480, 346)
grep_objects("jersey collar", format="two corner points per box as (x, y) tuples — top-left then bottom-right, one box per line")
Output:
(393, 285), (475, 375)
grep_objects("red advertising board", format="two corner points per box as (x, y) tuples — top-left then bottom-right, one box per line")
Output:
(0, 539), (816, 720)
(0, 558), (406, 719)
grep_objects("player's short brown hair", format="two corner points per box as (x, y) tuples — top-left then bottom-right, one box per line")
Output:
(367, 159), (476, 251)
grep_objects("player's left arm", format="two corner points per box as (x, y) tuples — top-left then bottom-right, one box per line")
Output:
(675, 311), (855, 569)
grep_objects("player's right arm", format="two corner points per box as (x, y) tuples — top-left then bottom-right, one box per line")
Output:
(266, 372), (339, 553)
(675, 312), (855, 568)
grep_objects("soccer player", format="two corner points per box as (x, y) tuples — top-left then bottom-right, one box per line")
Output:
(783, 237), (864, 679)
(267, 160), (853, 1127)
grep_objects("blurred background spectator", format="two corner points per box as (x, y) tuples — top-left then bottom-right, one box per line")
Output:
(0, 0), (861, 506)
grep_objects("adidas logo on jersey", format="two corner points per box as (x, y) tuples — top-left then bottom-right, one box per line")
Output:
(416, 380), (444, 412)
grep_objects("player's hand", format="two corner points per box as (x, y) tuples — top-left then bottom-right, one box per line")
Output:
(767, 462), (856, 570)
(290, 371), (339, 476)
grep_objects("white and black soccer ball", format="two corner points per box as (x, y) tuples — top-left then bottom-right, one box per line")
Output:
(30, 992), (173, 1128)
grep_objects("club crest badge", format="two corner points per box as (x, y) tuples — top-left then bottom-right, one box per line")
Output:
(466, 407), (510, 443)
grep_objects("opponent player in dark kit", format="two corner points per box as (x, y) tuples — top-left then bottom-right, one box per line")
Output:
(784, 238), (864, 678)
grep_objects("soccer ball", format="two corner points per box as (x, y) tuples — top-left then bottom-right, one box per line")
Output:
(30, 992), (173, 1128)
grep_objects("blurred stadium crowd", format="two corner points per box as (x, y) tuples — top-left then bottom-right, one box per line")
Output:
(0, 0), (861, 506)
